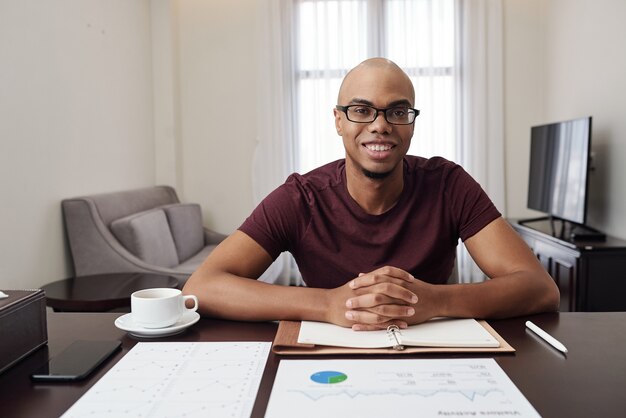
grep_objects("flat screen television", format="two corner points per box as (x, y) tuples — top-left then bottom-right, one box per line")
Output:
(526, 116), (592, 226)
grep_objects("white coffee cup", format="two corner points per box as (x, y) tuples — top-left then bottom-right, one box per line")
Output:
(131, 288), (199, 329)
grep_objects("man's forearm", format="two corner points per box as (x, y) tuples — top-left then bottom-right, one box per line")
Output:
(408, 272), (559, 323)
(184, 273), (330, 323)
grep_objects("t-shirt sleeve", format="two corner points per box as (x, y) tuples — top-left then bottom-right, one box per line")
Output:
(445, 165), (501, 241)
(238, 175), (311, 260)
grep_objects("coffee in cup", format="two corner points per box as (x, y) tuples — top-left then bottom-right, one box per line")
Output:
(131, 288), (199, 329)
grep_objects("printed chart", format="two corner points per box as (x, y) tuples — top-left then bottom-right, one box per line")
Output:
(61, 342), (271, 418)
(265, 358), (540, 418)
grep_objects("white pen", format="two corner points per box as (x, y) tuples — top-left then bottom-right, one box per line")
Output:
(525, 320), (568, 354)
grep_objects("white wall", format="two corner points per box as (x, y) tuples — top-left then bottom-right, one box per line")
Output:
(542, 0), (626, 237)
(503, 0), (626, 239)
(0, 0), (155, 289)
(503, 0), (545, 221)
(174, 0), (259, 234)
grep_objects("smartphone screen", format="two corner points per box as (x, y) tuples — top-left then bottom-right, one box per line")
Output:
(31, 340), (122, 381)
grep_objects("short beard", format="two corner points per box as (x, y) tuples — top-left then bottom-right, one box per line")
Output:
(362, 168), (392, 180)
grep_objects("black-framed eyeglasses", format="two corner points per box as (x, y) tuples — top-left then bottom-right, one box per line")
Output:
(336, 104), (420, 125)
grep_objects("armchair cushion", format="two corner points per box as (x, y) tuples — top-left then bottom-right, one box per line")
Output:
(162, 203), (204, 262)
(177, 244), (218, 271)
(110, 209), (179, 268)
(62, 185), (227, 286)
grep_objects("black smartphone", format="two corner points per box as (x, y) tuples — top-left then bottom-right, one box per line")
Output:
(31, 340), (122, 382)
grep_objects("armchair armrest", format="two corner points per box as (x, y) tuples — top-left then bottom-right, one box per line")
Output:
(203, 228), (228, 245)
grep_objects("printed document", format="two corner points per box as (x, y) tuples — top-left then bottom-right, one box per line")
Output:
(61, 342), (271, 418)
(265, 358), (540, 418)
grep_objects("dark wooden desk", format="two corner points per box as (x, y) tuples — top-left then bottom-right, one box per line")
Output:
(1, 312), (625, 417)
(41, 273), (179, 311)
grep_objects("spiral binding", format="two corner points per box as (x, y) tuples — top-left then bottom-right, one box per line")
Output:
(386, 325), (405, 351)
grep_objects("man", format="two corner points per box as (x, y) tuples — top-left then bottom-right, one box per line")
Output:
(183, 58), (559, 330)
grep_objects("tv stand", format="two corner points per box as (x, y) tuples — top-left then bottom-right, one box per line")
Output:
(510, 219), (626, 312)
(569, 226), (606, 241)
(518, 216), (606, 242)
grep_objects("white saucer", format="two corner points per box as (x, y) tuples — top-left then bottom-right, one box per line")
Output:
(115, 311), (200, 338)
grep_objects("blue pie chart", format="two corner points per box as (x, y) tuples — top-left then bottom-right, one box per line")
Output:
(310, 371), (348, 384)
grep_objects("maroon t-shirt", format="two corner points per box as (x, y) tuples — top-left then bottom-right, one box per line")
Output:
(239, 156), (501, 288)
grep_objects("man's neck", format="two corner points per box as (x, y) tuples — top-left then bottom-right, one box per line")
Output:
(345, 164), (404, 215)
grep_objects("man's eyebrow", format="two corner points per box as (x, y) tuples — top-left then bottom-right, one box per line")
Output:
(348, 98), (374, 106)
(347, 98), (413, 107)
(387, 99), (413, 107)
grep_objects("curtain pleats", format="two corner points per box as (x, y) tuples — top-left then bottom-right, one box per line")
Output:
(254, 0), (504, 285)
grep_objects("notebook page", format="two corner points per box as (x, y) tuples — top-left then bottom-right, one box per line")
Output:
(298, 318), (499, 348)
(399, 318), (500, 347)
(298, 321), (392, 348)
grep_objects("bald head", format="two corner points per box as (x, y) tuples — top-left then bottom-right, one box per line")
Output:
(338, 58), (415, 105)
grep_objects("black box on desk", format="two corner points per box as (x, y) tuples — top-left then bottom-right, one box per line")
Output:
(0, 289), (48, 375)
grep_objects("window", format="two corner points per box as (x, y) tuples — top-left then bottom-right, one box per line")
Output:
(293, 0), (456, 174)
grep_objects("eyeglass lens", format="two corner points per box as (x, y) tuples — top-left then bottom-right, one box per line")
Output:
(345, 105), (416, 125)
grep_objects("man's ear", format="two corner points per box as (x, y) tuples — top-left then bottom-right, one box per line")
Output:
(333, 108), (343, 136)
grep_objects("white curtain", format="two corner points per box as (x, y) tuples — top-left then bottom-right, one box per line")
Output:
(455, 0), (505, 283)
(253, 1), (301, 285)
(294, 0), (457, 173)
(254, 0), (505, 284)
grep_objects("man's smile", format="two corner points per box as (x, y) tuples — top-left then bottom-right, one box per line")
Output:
(364, 143), (394, 152)
(361, 140), (398, 160)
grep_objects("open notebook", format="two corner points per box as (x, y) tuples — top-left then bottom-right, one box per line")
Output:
(272, 318), (514, 355)
(299, 318), (499, 349)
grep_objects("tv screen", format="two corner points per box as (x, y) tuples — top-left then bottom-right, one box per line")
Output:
(527, 116), (592, 225)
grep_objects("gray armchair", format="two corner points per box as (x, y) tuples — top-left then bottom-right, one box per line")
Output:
(62, 186), (226, 287)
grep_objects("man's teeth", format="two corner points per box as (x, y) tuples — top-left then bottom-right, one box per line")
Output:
(365, 144), (393, 151)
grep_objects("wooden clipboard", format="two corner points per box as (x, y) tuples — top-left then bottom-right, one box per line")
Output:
(272, 320), (515, 355)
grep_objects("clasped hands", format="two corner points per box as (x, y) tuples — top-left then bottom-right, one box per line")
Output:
(328, 266), (435, 331)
